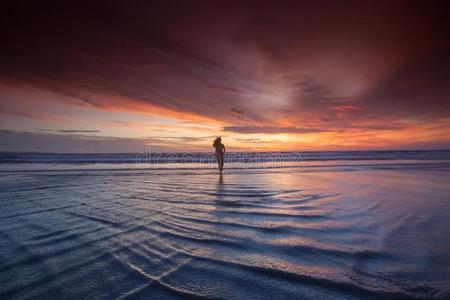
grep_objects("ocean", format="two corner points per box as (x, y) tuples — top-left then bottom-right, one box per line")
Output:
(1, 150), (450, 299)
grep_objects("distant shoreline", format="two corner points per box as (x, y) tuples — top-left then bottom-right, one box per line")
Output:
(1, 149), (450, 155)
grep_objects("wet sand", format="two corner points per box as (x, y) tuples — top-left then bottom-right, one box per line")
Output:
(1, 163), (450, 299)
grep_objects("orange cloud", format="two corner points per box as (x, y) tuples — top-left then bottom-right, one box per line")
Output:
(330, 105), (362, 112)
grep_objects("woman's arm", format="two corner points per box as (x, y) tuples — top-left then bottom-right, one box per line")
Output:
(222, 144), (226, 153)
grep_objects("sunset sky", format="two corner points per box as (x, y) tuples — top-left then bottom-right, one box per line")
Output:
(1, 0), (449, 152)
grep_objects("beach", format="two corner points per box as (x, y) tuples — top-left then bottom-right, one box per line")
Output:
(1, 152), (450, 299)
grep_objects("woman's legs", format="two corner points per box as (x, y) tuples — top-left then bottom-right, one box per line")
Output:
(215, 153), (224, 172)
(215, 153), (221, 171)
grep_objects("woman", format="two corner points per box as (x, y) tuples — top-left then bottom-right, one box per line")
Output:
(213, 137), (225, 173)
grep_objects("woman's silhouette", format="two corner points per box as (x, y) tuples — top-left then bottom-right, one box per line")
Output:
(213, 137), (225, 173)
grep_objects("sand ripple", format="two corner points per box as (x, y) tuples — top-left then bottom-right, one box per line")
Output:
(1, 167), (450, 299)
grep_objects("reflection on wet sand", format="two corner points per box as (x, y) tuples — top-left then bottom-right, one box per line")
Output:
(1, 166), (450, 298)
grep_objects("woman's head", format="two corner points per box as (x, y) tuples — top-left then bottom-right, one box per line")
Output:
(213, 136), (221, 145)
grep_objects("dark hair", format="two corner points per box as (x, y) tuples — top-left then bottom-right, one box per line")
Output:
(213, 136), (221, 146)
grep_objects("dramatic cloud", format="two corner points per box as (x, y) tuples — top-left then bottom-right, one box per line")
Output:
(0, 130), (149, 153)
(0, 0), (449, 151)
(223, 126), (328, 134)
(37, 129), (101, 133)
(0, 130), (201, 153)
